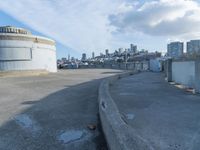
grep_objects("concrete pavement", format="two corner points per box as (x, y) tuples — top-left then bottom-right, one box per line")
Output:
(0, 69), (123, 150)
(110, 72), (200, 150)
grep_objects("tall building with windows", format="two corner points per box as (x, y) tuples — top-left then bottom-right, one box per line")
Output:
(187, 40), (200, 54)
(167, 42), (183, 58)
(130, 44), (137, 53)
(68, 54), (70, 61)
(92, 52), (95, 59)
(61, 58), (67, 63)
(118, 48), (123, 55)
(105, 49), (109, 57)
(81, 53), (87, 61)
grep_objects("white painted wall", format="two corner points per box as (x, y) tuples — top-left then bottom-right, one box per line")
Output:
(172, 61), (195, 87)
(150, 59), (161, 72)
(0, 38), (57, 72)
(0, 48), (31, 60)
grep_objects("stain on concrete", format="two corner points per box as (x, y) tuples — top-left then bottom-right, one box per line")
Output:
(58, 130), (84, 144)
(126, 113), (135, 120)
(58, 129), (92, 144)
(14, 114), (41, 136)
(119, 92), (136, 96)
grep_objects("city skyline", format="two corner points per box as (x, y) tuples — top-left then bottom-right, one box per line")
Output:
(0, 0), (200, 59)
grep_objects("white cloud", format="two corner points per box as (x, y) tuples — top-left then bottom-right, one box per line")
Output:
(0, 0), (124, 54)
(110, 0), (200, 40)
(1, 0), (200, 55)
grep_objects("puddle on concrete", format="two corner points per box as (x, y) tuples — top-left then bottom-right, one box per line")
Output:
(119, 92), (136, 96)
(58, 129), (92, 144)
(14, 114), (41, 136)
(125, 113), (135, 120)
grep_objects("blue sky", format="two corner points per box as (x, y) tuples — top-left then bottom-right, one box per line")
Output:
(0, 0), (200, 59)
(0, 11), (78, 59)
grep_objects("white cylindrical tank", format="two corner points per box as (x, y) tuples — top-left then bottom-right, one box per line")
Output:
(0, 26), (57, 72)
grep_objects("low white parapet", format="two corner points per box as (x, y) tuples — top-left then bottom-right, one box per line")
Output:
(98, 71), (154, 150)
(166, 59), (200, 93)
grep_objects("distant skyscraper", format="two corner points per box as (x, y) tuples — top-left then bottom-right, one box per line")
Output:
(105, 49), (109, 57)
(71, 57), (75, 61)
(92, 52), (95, 59)
(61, 57), (67, 63)
(118, 48), (123, 55)
(100, 53), (104, 57)
(130, 44), (137, 53)
(68, 54), (70, 61)
(187, 40), (200, 54)
(81, 53), (87, 61)
(167, 42), (183, 58)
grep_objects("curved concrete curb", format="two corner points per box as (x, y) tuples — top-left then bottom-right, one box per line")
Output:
(98, 71), (154, 150)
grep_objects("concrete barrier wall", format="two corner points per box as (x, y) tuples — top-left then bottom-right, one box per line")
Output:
(78, 62), (149, 71)
(98, 72), (154, 150)
(195, 61), (200, 93)
(150, 59), (162, 72)
(172, 61), (195, 87)
(165, 59), (200, 92)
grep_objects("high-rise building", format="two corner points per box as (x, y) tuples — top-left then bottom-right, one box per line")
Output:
(167, 42), (183, 58)
(130, 44), (137, 53)
(92, 52), (95, 59)
(105, 49), (109, 57)
(68, 54), (70, 61)
(61, 58), (67, 63)
(118, 48), (123, 55)
(81, 53), (87, 61)
(71, 57), (75, 61)
(187, 40), (200, 54)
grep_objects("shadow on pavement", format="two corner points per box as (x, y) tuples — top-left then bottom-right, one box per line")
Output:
(0, 78), (108, 150)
